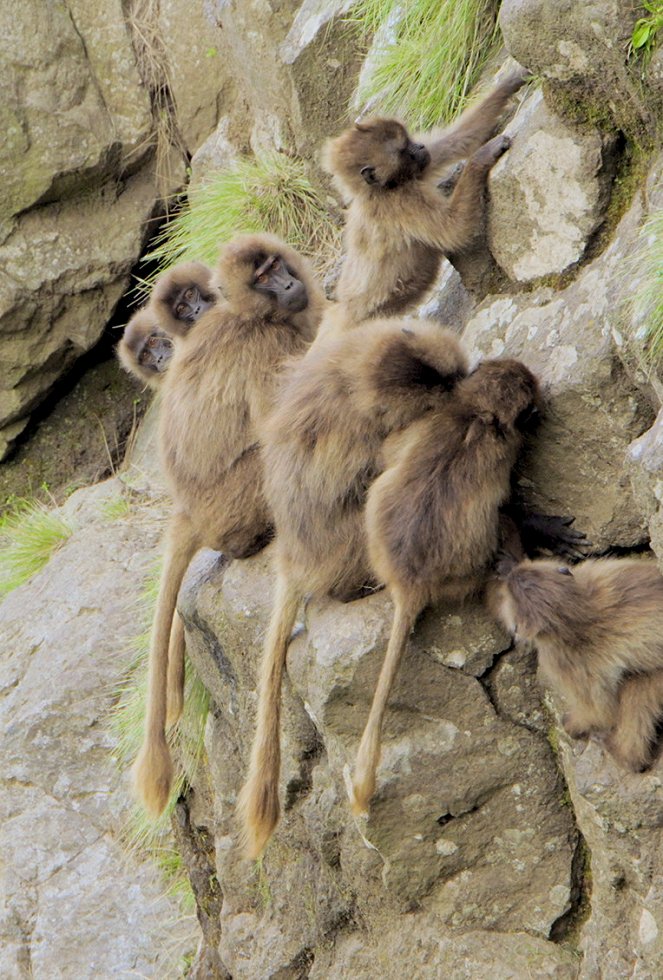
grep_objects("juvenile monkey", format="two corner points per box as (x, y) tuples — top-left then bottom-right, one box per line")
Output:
(132, 233), (326, 817)
(323, 71), (526, 321)
(118, 263), (220, 387)
(351, 359), (541, 815)
(151, 260), (219, 336)
(238, 319), (469, 858)
(490, 556), (663, 771)
(118, 309), (175, 388)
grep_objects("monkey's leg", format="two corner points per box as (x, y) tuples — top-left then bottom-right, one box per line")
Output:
(426, 71), (526, 168)
(237, 574), (302, 859)
(133, 513), (199, 816)
(351, 599), (418, 816)
(605, 672), (663, 771)
(166, 611), (185, 729)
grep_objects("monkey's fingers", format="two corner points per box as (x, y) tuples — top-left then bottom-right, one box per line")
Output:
(520, 513), (591, 560)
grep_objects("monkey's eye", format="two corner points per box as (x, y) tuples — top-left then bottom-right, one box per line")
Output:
(557, 567), (572, 576)
(256, 273), (269, 284)
(272, 259), (281, 271)
(176, 303), (186, 315)
(147, 336), (158, 347)
(184, 288), (194, 300)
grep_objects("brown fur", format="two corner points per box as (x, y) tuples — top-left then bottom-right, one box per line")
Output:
(322, 72), (525, 321)
(132, 234), (325, 816)
(150, 261), (220, 337)
(490, 556), (663, 770)
(237, 318), (469, 857)
(117, 309), (175, 388)
(351, 359), (540, 814)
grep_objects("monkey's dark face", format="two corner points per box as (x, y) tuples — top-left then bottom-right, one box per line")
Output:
(330, 118), (431, 194)
(137, 328), (174, 374)
(171, 285), (215, 327)
(252, 253), (309, 314)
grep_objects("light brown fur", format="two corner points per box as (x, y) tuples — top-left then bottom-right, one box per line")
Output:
(351, 359), (540, 814)
(323, 72), (525, 321)
(237, 318), (469, 857)
(132, 233), (325, 817)
(490, 556), (663, 771)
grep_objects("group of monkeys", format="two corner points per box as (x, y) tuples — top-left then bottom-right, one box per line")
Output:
(118, 69), (663, 862)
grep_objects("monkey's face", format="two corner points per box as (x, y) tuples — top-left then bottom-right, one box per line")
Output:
(171, 285), (215, 327)
(138, 328), (175, 374)
(329, 118), (431, 194)
(252, 253), (309, 314)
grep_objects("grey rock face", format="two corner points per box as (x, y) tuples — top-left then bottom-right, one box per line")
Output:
(499, 0), (652, 139)
(0, 480), (195, 978)
(489, 90), (615, 281)
(180, 548), (578, 977)
(462, 178), (655, 552)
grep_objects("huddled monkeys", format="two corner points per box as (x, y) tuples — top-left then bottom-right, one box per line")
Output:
(118, 262), (219, 387)
(131, 233), (326, 816)
(117, 61), (663, 854)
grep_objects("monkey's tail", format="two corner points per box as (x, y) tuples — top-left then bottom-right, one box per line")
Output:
(132, 517), (197, 817)
(166, 611), (185, 728)
(237, 575), (301, 859)
(351, 599), (416, 816)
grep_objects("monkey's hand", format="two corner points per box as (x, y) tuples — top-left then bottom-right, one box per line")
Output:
(497, 68), (530, 98)
(519, 513), (591, 561)
(471, 134), (512, 169)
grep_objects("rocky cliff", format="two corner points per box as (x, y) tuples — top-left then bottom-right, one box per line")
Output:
(3, 0), (663, 977)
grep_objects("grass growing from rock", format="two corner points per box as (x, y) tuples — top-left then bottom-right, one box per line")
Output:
(0, 499), (73, 599)
(351, 0), (501, 128)
(629, 209), (663, 362)
(110, 562), (210, 910)
(140, 151), (340, 295)
(629, 1), (663, 61)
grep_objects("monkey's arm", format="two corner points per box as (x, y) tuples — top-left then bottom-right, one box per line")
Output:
(423, 71), (527, 170)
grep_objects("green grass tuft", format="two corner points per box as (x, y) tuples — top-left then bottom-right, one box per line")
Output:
(139, 151), (340, 298)
(0, 499), (73, 599)
(109, 561), (210, 910)
(629, 209), (663, 362)
(351, 0), (501, 129)
(100, 494), (132, 521)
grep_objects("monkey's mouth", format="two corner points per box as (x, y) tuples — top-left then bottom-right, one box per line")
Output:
(281, 287), (309, 313)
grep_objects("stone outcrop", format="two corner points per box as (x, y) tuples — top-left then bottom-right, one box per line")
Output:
(0, 479), (196, 978)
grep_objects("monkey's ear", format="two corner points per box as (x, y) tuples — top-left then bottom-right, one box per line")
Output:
(360, 165), (378, 185)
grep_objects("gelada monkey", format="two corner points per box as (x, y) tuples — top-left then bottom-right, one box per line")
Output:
(491, 555), (663, 772)
(132, 233), (325, 817)
(118, 262), (219, 387)
(118, 309), (175, 388)
(351, 359), (541, 815)
(238, 319), (469, 858)
(322, 70), (526, 322)
(151, 260), (219, 336)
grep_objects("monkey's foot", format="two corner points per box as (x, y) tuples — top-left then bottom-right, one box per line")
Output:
(562, 713), (591, 740)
